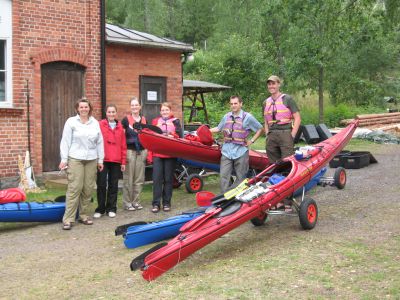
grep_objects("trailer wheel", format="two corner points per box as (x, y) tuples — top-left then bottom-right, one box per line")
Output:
(250, 212), (268, 226)
(185, 174), (204, 193)
(299, 197), (318, 230)
(333, 167), (346, 189)
(173, 171), (182, 188)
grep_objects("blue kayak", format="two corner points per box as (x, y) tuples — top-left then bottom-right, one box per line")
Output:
(0, 201), (65, 222)
(178, 158), (220, 172)
(123, 208), (206, 249)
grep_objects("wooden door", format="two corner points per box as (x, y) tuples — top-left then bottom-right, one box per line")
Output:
(41, 62), (85, 171)
(140, 75), (166, 122)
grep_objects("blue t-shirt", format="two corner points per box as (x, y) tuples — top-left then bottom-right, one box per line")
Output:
(217, 110), (262, 160)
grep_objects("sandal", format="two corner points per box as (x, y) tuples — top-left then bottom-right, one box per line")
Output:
(79, 218), (93, 225)
(151, 206), (160, 213)
(133, 203), (143, 210)
(163, 205), (171, 212)
(62, 222), (72, 230)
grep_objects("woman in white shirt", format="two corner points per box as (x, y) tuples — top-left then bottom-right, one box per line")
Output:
(59, 98), (104, 230)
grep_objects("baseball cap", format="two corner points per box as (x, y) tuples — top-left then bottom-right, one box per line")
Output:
(267, 75), (281, 83)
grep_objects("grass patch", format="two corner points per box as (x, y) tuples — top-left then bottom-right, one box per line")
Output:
(26, 187), (66, 202)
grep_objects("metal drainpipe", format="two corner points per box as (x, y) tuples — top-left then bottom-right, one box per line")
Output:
(181, 53), (188, 128)
(100, 0), (106, 118)
(26, 79), (32, 164)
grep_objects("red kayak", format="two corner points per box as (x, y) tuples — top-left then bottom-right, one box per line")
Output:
(131, 120), (358, 281)
(138, 129), (270, 170)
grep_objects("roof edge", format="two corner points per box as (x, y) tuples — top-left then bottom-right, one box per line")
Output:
(106, 37), (194, 52)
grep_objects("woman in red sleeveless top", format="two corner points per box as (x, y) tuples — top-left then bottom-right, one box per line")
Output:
(150, 102), (182, 212)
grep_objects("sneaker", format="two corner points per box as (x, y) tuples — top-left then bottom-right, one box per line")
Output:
(93, 212), (102, 219)
(108, 212), (116, 218)
(133, 203), (143, 210)
(124, 206), (136, 211)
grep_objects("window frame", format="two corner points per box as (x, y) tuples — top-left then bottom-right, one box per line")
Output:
(0, 0), (13, 108)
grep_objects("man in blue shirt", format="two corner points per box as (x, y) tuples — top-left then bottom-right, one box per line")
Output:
(211, 95), (263, 192)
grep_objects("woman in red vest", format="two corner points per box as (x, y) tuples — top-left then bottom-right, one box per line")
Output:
(151, 102), (182, 212)
(94, 104), (127, 218)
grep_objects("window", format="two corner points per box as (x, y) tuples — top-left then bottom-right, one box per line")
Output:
(0, 0), (12, 107)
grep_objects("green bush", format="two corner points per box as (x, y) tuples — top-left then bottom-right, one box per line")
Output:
(324, 104), (354, 127)
(298, 106), (319, 126)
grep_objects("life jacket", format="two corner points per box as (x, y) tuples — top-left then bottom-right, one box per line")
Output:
(264, 94), (293, 126)
(157, 117), (177, 135)
(125, 115), (146, 149)
(223, 112), (250, 146)
(127, 115), (146, 127)
(152, 116), (179, 159)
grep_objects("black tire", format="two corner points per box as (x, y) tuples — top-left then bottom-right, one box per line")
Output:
(172, 170), (182, 188)
(333, 167), (346, 189)
(299, 197), (318, 230)
(250, 212), (268, 226)
(185, 174), (204, 193)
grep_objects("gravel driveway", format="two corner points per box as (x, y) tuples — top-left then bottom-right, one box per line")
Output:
(0, 143), (399, 299)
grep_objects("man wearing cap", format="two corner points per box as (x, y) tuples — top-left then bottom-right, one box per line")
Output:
(211, 95), (263, 192)
(263, 75), (301, 163)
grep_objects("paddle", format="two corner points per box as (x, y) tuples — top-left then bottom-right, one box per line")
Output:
(133, 123), (163, 134)
(130, 242), (168, 271)
(115, 221), (148, 236)
(195, 191), (216, 207)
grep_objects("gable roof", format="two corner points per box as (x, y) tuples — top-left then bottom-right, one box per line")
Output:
(106, 23), (194, 52)
(183, 80), (231, 95)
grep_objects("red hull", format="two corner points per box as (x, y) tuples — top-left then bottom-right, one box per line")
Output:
(136, 121), (358, 281)
(138, 129), (270, 170)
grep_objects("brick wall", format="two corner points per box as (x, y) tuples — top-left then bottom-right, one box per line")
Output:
(0, 0), (101, 179)
(106, 44), (183, 121)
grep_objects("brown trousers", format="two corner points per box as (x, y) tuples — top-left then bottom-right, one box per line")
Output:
(122, 149), (147, 208)
(266, 129), (294, 163)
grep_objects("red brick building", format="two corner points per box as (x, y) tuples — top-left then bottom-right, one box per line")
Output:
(0, 1), (193, 184)
(105, 23), (193, 124)
(0, 0), (102, 183)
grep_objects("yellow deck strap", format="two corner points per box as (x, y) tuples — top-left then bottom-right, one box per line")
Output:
(223, 179), (249, 200)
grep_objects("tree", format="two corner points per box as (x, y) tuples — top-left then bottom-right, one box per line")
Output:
(106, 0), (400, 123)
(178, 0), (217, 47)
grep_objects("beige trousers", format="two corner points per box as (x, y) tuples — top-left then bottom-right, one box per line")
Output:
(63, 158), (97, 223)
(122, 149), (147, 208)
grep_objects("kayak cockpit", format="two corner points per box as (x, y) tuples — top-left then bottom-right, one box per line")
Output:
(209, 161), (294, 217)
